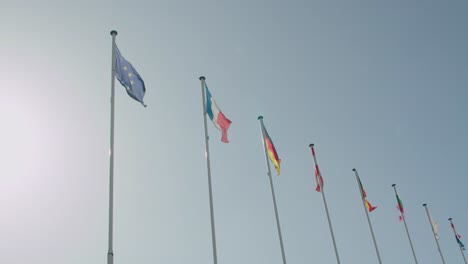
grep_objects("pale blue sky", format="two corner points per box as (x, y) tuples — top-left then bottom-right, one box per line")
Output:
(1, 1), (467, 263)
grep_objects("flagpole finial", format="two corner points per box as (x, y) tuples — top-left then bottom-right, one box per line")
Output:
(449, 218), (452, 221)
(110, 30), (118, 36)
(352, 168), (356, 171)
(309, 143), (314, 147)
(392, 184), (396, 187)
(199, 76), (206, 80)
(423, 203), (427, 206)
(258, 116), (263, 120)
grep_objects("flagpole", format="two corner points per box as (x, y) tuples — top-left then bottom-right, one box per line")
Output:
(199, 76), (218, 264)
(258, 116), (287, 264)
(352, 169), (382, 264)
(309, 144), (340, 264)
(107, 30), (117, 264)
(392, 184), (418, 264)
(422, 204), (445, 264)
(449, 218), (467, 264)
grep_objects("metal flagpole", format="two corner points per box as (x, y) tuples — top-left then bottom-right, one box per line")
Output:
(258, 116), (287, 264)
(352, 169), (382, 264)
(422, 204), (445, 264)
(107, 30), (117, 264)
(449, 218), (467, 264)
(309, 144), (340, 264)
(199, 76), (218, 264)
(392, 184), (418, 264)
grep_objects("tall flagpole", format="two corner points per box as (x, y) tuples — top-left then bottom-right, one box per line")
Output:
(199, 76), (218, 264)
(449, 218), (467, 264)
(352, 169), (382, 264)
(107, 30), (117, 264)
(422, 204), (445, 264)
(309, 144), (340, 264)
(258, 116), (287, 264)
(392, 184), (418, 264)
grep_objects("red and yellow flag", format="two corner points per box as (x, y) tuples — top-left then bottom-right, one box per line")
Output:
(262, 123), (281, 175)
(358, 175), (377, 212)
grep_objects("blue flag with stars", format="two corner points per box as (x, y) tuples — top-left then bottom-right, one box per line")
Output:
(114, 44), (146, 106)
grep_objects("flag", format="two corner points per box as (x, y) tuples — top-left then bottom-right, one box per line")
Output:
(357, 176), (377, 212)
(451, 223), (465, 250)
(205, 84), (232, 143)
(430, 218), (439, 240)
(396, 194), (404, 221)
(114, 44), (146, 106)
(261, 121), (281, 175)
(456, 236), (465, 250)
(314, 165), (324, 192)
(365, 200), (377, 213)
(310, 147), (324, 192)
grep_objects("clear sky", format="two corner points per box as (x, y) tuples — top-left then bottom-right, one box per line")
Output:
(1, 1), (467, 263)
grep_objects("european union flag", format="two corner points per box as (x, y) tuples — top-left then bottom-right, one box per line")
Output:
(114, 45), (146, 106)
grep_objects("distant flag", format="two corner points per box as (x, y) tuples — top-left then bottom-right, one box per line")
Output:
(431, 218), (439, 240)
(353, 169), (383, 263)
(423, 204), (446, 263)
(357, 176), (377, 212)
(456, 236), (465, 250)
(114, 44), (146, 106)
(452, 223), (466, 250)
(310, 147), (324, 192)
(314, 165), (322, 192)
(365, 196), (377, 213)
(260, 121), (281, 175)
(396, 194), (404, 222)
(205, 84), (232, 143)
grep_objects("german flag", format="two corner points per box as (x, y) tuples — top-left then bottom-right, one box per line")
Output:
(261, 120), (281, 175)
